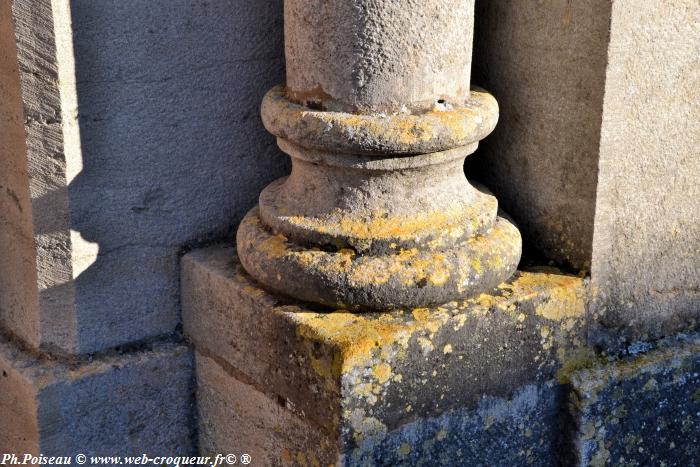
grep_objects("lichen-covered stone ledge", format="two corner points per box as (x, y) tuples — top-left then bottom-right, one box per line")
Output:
(569, 334), (700, 466)
(181, 245), (590, 463)
(197, 347), (569, 466)
(0, 334), (195, 455)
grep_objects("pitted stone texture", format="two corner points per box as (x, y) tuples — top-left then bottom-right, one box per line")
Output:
(197, 353), (566, 467)
(0, 335), (195, 455)
(182, 246), (589, 460)
(0, 2), (40, 348)
(284, 0), (474, 113)
(250, 0), (512, 310)
(261, 86), (499, 155)
(350, 382), (566, 466)
(250, 85), (515, 309)
(570, 335), (700, 466)
(245, 87), (516, 310)
(4, 0), (288, 354)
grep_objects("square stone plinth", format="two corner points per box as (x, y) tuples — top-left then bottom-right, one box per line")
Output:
(0, 335), (195, 455)
(182, 245), (590, 464)
(570, 335), (700, 466)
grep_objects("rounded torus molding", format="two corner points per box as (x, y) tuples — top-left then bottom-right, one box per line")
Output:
(237, 208), (521, 311)
(258, 139), (498, 256)
(238, 0), (522, 311)
(261, 86), (499, 155)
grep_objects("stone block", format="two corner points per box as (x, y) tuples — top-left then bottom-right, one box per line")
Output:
(2, 0), (289, 354)
(0, 334), (195, 455)
(590, 1), (700, 340)
(195, 350), (337, 466)
(183, 245), (589, 463)
(570, 335), (700, 466)
(472, 0), (700, 339)
(197, 348), (567, 466)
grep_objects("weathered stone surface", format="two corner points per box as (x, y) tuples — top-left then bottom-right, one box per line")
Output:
(198, 349), (567, 466)
(195, 350), (337, 466)
(0, 334), (195, 455)
(570, 335), (700, 466)
(350, 382), (566, 466)
(261, 86), (499, 155)
(590, 1), (700, 341)
(3, 0), (288, 354)
(284, 0), (475, 113)
(237, 207), (521, 311)
(183, 245), (589, 461)
(471, 0), (610, 271)
(241, 0), (522, 311)
(0, 1), (40, 348)
(473, 0), (699, 339)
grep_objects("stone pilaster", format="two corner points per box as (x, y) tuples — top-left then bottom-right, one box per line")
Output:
(236, 0), (521, 310)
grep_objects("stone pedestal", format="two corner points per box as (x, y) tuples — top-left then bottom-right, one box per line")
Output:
(182, 246), (588, 464)
(183, 247), (700, 465)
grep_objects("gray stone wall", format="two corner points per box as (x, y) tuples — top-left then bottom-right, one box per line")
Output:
(472, 0), (699, 340)
(2, 0), (288, 354)
(472, 0), (610, 271)
(1, 0), (287, 455)
(591, 0), (700, 340)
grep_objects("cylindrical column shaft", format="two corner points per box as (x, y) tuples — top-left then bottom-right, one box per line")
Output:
(285, 0), (475, 113)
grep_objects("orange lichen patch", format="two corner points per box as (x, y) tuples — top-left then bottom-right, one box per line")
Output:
(511, 273), (587, 321)
(346, 248), (453, 288)
(242, 285), (267, 298)
(280, 448), (292, 463)
(258, 234), (290, 260)
(285, 206), (472, 243)
(305, 92), (497, 148)
(371, 363), (393, 384)
(288, 308), (449, 378)
(412, 307), (449, 334)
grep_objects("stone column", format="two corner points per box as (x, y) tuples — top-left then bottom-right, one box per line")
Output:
(237, 0), (521, 310)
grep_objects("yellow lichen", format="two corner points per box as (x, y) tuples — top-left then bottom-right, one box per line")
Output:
(372, 363), (393, 384)
(258, 233), (289, 259)
(285, 207), (470, 243)
(512, 273), (586, 321)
